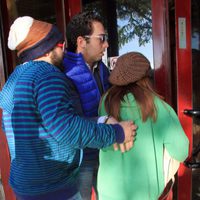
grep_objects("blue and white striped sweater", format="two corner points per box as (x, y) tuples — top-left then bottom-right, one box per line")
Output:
(0, 60), (121, 196)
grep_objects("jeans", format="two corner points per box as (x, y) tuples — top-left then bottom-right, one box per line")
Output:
(16, 191), (82, 200)
(68, 192), (82, 200)
(77, 159), (99, 200)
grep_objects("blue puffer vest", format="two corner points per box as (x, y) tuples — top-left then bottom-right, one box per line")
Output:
(63, 51), (110, 118)
(63, 51), (111, 160)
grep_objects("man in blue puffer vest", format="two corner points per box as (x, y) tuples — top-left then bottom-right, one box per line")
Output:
(63, 11), (111, 200)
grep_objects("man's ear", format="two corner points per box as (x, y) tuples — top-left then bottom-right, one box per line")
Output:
(34, 50), (51, 63)
(77, 36), (87, 49)
(44, 52), (49, 57)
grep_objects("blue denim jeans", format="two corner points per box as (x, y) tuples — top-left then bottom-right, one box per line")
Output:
(77, 159), (99, 200)
(16, 192), (82, 200)
(15, 189), (83, 200)
(68, 192), (82, 200)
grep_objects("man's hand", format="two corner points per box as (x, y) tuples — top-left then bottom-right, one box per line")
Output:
(119, 121), (137, 143)
(106, 117), (137, 153)
(113, 136), (135, 153)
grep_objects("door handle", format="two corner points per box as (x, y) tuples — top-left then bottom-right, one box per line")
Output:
(183, 111), (200, 168)
(184, 143), (200, 169)
(183, 109), (200, 117)
(184, 160), (200, 169)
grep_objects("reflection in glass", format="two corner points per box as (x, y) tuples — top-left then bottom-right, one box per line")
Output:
(6, 0), (56, 66)
(191, 0), (200, 199)
(82, 0), (153, 68)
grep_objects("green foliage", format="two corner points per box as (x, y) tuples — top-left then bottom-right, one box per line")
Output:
(116, 0), (152, 48)
(83, 0), (152, 49)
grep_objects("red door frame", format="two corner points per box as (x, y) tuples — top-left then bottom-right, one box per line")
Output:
(0, 113), (15, 200)
(0, 0), (16, 199)
(175, 0), (192, 199)
(151, 0), (172, 104)
(152, 0), (192, 199)
(55, 0), (81, 37)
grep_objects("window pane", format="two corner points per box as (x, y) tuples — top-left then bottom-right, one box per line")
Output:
(82, 0), (153, 69)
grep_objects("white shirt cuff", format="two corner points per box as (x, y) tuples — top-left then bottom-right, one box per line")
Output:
(97, 116), (108, 124)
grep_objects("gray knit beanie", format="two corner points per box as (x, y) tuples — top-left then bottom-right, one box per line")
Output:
(109, 52), (150, 86)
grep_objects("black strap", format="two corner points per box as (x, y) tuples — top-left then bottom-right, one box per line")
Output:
(93, 64), (104, 95)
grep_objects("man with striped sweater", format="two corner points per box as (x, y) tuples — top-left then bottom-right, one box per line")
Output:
(0, 16), (136, 200)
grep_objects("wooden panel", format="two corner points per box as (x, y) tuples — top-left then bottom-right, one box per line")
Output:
(55, 0), (81, 39)
(0, 0), (14, 78)
(0, 0), (16, 199)
(68, 0), (81, 17)
(0, 111), (16, 200)
(55, 0), (66, 34)
(65, 0), (81, 23)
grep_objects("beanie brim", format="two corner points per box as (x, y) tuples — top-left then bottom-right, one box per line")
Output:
(19, 25), (63, 63)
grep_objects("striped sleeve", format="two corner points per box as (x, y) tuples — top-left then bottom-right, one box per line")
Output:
(35, 71), (117, 149)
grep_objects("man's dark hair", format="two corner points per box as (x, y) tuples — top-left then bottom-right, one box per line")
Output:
(66, 11), (104, 52)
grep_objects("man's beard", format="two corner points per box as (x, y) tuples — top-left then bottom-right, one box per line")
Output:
(50, 49), (64, 71)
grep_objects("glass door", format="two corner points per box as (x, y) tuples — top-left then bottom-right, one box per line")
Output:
(175, 0), (200, 199)
(189, 0), (200, 199)
(81, 0), (153, 71)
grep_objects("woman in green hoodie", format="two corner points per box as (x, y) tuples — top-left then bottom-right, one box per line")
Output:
(97, 52), (189, 200)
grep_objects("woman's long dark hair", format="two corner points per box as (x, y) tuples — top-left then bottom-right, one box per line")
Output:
(104, 77), (162, 122)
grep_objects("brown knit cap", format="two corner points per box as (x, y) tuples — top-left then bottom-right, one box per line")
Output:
(109, 52), (150, 86)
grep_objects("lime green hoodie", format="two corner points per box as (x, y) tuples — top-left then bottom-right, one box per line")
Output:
(97, 93), (189, 200)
